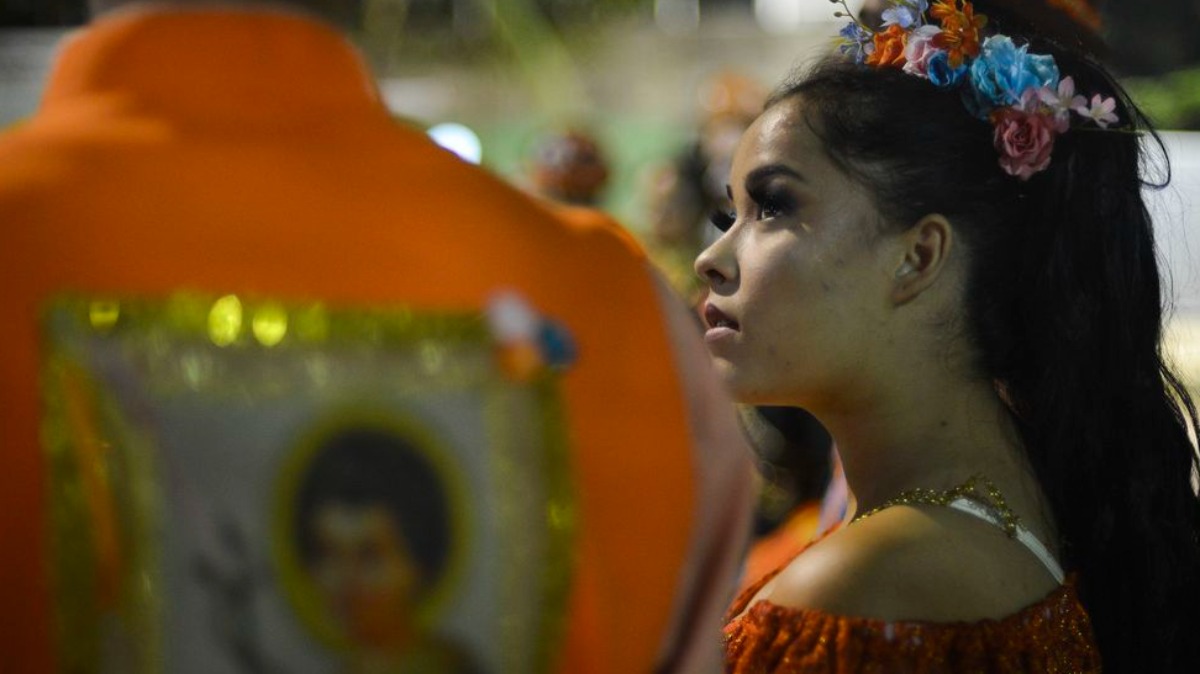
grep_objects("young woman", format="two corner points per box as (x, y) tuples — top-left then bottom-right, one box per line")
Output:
(697, 1), (1200, 671)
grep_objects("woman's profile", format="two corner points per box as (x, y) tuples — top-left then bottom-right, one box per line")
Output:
(698, 1), (1200, 671)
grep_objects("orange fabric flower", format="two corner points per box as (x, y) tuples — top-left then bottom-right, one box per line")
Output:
(866, 24), (908, 68)
(930, 0), (988, 67)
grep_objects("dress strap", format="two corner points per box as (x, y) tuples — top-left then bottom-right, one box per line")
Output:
(947, 497), (1065, 584)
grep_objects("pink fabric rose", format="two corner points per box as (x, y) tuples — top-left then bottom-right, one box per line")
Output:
(992, 107), (1057, 180)
(902, 25), (943, 78)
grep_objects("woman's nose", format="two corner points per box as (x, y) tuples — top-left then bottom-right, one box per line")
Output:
(695, 239), (736, 291)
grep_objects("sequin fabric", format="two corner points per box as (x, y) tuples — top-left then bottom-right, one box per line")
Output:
(724, 563), (1101, 673)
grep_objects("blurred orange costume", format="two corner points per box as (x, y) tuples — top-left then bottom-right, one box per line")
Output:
(735, 503), (821, 597)
(0, 8), (753, 673)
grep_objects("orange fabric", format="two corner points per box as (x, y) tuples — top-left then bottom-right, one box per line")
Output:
(724, 551), (1101, 673)
(0, 10), (696, 673)
(546, 202), (647, 261)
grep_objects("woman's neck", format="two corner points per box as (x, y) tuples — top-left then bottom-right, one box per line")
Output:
(814, 370), (1030, 515)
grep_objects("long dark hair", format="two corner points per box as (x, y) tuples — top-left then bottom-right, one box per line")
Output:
(771, 6), (1200, 671)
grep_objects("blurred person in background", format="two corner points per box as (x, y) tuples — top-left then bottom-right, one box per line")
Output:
(0, 1), (755, 672)
(700, 0), (1200, 671)
(528, 127), (612, 208)
(524, 126), (646, 255)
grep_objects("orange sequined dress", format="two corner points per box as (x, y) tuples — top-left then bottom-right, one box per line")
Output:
(724, 554), (1101, 673)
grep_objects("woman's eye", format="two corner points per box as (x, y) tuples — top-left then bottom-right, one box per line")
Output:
(746, 186), (795, 221)
(758, 197), (788, 220)
(709, 208), (736, 232)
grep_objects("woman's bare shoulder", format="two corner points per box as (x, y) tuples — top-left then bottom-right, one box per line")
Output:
(759, 505), (1062, 622)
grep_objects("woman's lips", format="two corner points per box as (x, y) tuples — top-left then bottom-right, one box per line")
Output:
(703, 303), (739, 330)
(703, 303), (740, 343)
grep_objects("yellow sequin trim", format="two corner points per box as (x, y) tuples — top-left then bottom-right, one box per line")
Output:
(852, 474), (1021, 537)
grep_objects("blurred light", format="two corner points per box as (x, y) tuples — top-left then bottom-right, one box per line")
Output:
(655, 0), (699, 35)
(755, 0), (802, 33)
(428, 122), (483, 165)
(208, 295), (243, 347)
(88, 300), (120, 332)
(755, 0), (861, 33)
(252, 302), (288, 347)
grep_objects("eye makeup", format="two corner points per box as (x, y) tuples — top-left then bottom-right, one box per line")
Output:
(710, 163), (807, 232)
(710, 207), (736, 232)
(746, 185), (797, 221)
(744, 163), (805, 222)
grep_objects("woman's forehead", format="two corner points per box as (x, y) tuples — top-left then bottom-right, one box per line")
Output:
(735, 99), (841, 185)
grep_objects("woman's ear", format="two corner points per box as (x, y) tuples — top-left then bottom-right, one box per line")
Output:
(891, 214), (953, 305)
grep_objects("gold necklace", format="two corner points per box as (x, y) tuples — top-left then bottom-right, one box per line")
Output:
(850, 474), (1021, 537)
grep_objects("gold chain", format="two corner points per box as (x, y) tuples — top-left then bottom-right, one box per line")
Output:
(850, 474), (1020, 537)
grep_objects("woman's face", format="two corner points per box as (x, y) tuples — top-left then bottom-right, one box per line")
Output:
(695, 96), (901, 407)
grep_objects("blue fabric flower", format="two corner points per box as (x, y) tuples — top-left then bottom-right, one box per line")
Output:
(838, 21), (873, 65)
(927, 51), (968, 89)
(968, 36), (1061, 114)
(838, 22), (867, 41)
(881, 0), (929, 29)
(1026, 53), (1060, 91)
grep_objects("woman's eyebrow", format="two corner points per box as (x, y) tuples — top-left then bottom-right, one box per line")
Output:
(744, 164), (805, 189)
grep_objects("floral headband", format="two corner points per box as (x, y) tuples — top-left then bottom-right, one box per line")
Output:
(833, 0), (1118, 180)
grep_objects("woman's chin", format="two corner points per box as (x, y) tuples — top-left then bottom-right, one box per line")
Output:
(727, 377), (810, 408)
(710, 359), (797, 405)
(726, 378), (779, 406)
(711, 362), (750, 397)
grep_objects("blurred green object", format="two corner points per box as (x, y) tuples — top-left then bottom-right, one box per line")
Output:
(362, 0), (653, 120)
(477, 116), (691, 233)
(1125, 68), (1200, 131)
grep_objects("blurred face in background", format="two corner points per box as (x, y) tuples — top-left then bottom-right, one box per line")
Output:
(308, 501), (420, 649)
